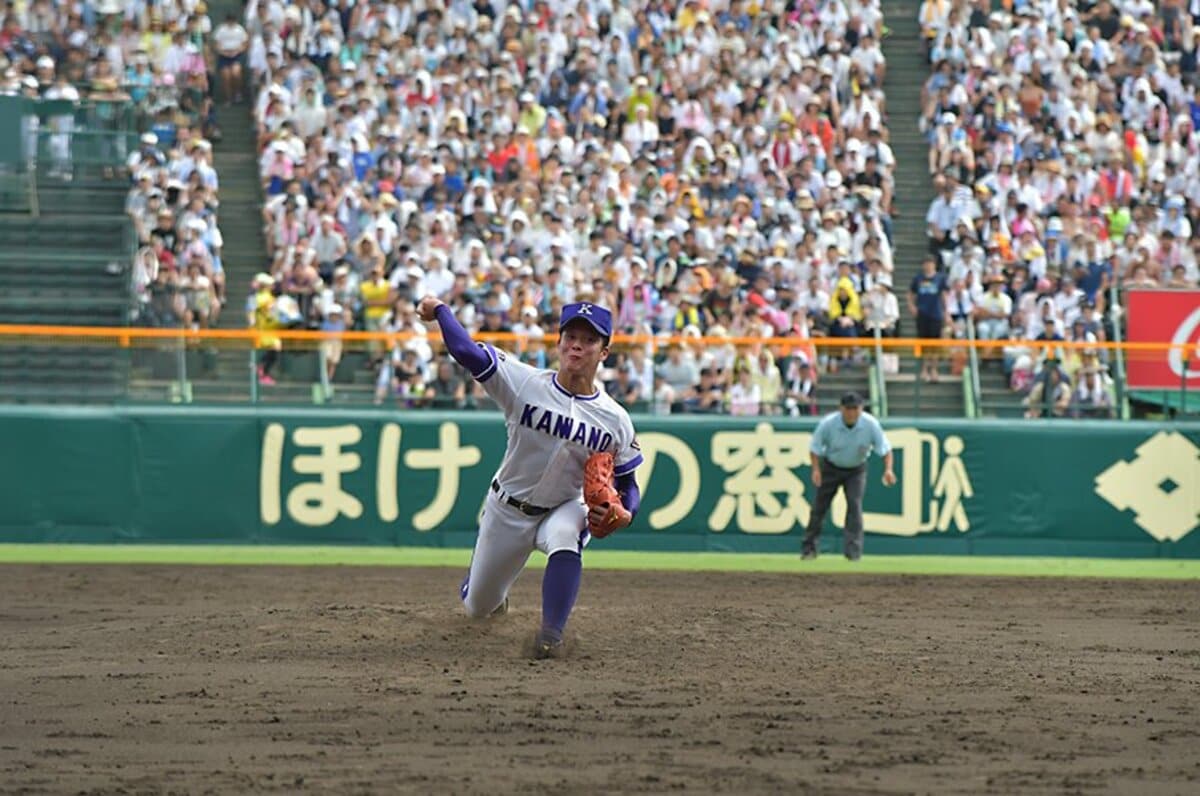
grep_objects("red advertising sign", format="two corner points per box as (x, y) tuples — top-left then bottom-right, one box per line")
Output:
(1125, 289), (1200, 390)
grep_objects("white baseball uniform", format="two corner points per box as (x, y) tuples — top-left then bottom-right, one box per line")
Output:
(459, 343), (643, 618)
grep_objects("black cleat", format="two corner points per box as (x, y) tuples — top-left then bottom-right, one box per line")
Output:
(801, 550), (818, 560)
(531, 628), (565, 660)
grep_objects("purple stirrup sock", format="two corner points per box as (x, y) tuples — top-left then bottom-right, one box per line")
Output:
(541, 550), (582, 640)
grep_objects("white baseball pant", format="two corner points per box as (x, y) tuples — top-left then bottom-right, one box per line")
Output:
(460, 486), (589, 618)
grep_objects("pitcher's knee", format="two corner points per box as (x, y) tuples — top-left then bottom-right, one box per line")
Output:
(462, 592), (497, 619)
(544, 538), (584, 558)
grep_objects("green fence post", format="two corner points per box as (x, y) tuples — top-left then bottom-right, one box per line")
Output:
(250, 349), (259, 404)
(914, 352), (922, 417)
(872, 327), (889, 418)
(962, 368), (974, 419)
(869, 361), (880, 417)
(1182, 365), (1188, 422)
(175, 332), (191, 404)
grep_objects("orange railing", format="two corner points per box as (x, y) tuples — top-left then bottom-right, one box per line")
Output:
(0, 323), (1193, 354)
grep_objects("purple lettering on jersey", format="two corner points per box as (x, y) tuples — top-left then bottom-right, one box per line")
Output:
(553, 415), (575, 439)
(520, 405), (617, 452)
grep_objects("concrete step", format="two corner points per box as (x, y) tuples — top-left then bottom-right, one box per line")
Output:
(206, 0), (266, 319)
(211, 89), (268, 331)
(881, 2), (937, 286)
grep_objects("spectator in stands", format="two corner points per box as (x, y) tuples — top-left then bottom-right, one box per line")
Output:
(650, 373), (676, 416)
(250, 273), (281, 386)
(909, 256), (948, 382)
(827, 277), (864, 372)
(1072, 364), (1115, 418)
(1167, 263), (1197, 289)
(360, 263), (391, 364)
(319, 302), (348, 385)
(1025, 362), (1072, 419)
(425, 359), (467, 410)
(658, 344), (699, 400)
(729, 365), (762, 416)
(606, 361), (643, 410)
(309, 216), (348, 283)
(181, 257), (217, 329)
(945, 277), (976, 338)
(863, 280), (900, 337)
(284, 253), (321, 325)
(146, 264), (184, 327)
(784, 358), (819, 416)
(213, 14), (248, 105)
(973, 275), (1013, 356)
(683, 367), (726, 415)
(753, 350), (784, 415)
(925, 176), (962, 259)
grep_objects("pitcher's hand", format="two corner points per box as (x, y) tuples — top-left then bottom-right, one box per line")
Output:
(417, 296), (443, 323)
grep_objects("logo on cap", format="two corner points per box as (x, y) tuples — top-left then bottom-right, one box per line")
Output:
(560, 301), (613, 339)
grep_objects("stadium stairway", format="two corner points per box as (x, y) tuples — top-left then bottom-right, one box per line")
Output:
(211, 109), (268, 322)
(976, 360), (1028, 418)
(816, 365), (874, 415)
(0, 175), (134, 403)
(205, 98), (275, 394)
(879, 2), (964, 417)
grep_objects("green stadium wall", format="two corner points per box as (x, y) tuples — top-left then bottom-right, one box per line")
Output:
(1, 407), (1198, 557)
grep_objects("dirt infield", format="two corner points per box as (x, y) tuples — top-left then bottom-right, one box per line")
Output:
(1, 565), (1198, 794)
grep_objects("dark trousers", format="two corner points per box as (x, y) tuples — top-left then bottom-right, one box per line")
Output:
(802, 463), (867, 558)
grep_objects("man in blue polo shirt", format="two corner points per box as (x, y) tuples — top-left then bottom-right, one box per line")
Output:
(802, 392), (896, 561)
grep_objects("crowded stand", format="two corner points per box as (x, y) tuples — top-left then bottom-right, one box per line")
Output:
(917, 0), (1200, 419)
(247, 0), (896, 413)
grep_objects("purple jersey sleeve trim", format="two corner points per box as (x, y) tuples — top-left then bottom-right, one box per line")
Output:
(475, 344), (499, 382)
(613, 454), (643, 477)
(436, 304), (493, 379)
(615, 472), (640, 520)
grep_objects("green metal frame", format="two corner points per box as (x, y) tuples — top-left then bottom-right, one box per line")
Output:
(964, 319), (982, 418)
(871, 327), (889, 418)
(1108, 281), (1132, 420)
(962, 367), (975, 419)
(868, 360), (880, 416)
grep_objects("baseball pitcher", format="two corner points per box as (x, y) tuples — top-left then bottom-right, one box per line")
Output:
(417, 296), (643, 659)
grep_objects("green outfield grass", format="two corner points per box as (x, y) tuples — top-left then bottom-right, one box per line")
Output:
(0, 544), (1197, 579)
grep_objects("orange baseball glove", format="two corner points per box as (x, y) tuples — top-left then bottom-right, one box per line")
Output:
(583, 452), (631, 539)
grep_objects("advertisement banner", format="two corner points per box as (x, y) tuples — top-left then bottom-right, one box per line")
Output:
(1126, 289), (1200, 390)
(0, 408), (1197, 557)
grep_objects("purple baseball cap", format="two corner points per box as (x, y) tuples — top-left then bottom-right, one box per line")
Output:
(559, 301), (613, 340)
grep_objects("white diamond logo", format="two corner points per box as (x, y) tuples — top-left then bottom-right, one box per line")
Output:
(1094, 431), (1200, 543)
